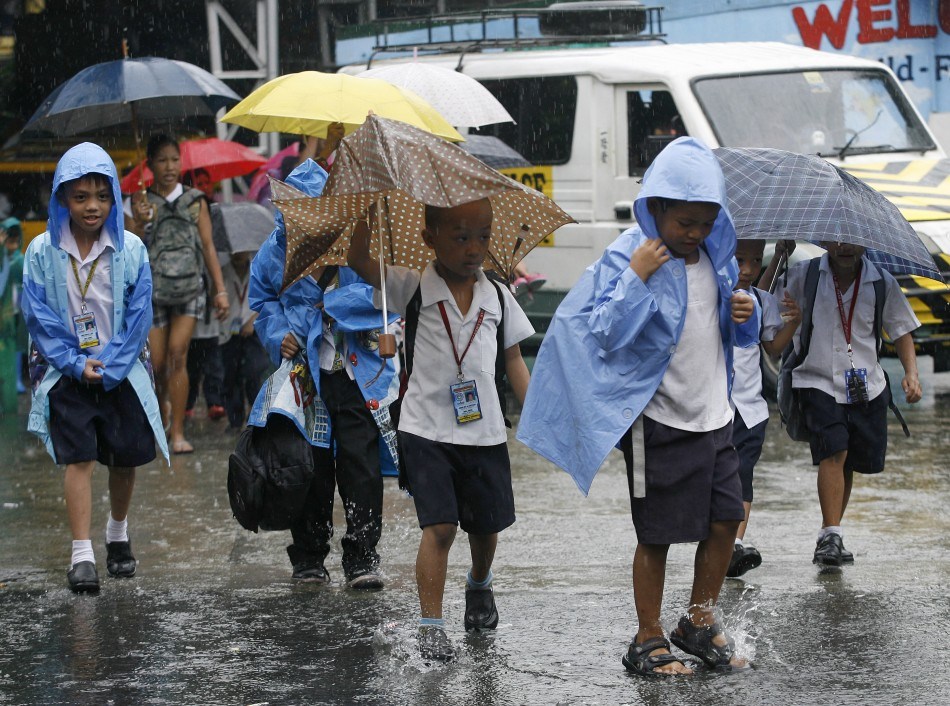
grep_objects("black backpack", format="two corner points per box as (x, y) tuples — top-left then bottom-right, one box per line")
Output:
(227, 411), (315, 533)
(777, 258), (908, 442)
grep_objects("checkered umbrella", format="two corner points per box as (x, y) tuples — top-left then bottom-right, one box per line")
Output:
(714, 147), (944, 282)
(272, 114), (574, 290)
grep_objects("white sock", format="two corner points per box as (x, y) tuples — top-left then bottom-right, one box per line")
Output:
(106, 516), (129, 543)
(734, 538), (744, 547)
(71, 540), (95, 568)
(820, 526), (842, 540)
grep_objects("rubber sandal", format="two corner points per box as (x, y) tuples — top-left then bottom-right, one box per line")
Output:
(171, 439), (195, 454)
(622, 636), (689, 677)
(669, 616), (748, 670)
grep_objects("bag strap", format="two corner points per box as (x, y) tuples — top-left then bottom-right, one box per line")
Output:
(402, 283), (423, 378)
(798, 257), (822, 361)
(751, 287), (764, 339)
(315, 265), (339, 292)
(869, 268), (910, 437)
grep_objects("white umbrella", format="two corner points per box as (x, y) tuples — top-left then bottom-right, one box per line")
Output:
(358, 63), (514, 128)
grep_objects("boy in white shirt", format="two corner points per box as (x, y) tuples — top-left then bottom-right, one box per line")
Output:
(780, 242), (921, 567)
(348, 198), (533, 662)
(728, 239), (801, 577)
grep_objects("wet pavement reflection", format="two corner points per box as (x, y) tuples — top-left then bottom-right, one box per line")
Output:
(1, 359), (948, 705)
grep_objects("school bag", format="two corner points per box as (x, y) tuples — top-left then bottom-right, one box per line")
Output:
(226, 266), (340, 531)
(146, 188), (205, 306)
(777, 257), (909, 442)
(391, 274), (510, 490)
(227, 413), (315, 533)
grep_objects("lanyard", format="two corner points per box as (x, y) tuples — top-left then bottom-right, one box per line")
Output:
(232, 276), (248, 307)
(438, 301), (485, 380)
(831, 265), (861, 360)
(69, 255), (100, 313)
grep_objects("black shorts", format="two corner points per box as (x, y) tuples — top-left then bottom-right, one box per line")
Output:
(621, 417), (744, 545)
(733, 412), (768, 503)
(398, 431), (515, 535)
(800, 387), (888, 474)
(49, 376), (157, 467)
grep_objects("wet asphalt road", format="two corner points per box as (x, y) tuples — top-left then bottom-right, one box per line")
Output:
(0, 358), (948, 705)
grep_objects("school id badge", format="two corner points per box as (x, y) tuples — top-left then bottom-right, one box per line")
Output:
(450, 379), (483, 424)
(844, 367), (869, 405)
(72, 311), (100, 349)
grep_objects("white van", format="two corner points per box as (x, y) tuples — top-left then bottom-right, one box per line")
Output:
(341, 25), (950, 370)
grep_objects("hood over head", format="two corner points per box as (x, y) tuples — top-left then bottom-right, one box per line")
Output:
(634, 136), (737, 269)
(272, 158), (328, 244)
(49, 142), (125, 249)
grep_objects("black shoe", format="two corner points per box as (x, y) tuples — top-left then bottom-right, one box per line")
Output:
(292, 563), (330, 583)
(840, 543), (855, 564)
(418, 625), (455, 662)
(813, 533), (843, 567)
(464, 586), (499, 631)
(67, 561), (100, 594)
(346, 568), (384, 590)
(106, 540), (137, 578)
(726, 544), (762, 578)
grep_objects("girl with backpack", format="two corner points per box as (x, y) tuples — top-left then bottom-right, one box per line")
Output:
(126, 135), (229, 454)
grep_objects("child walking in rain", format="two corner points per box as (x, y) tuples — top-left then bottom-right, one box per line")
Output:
(518, 137), (758, 675)
(726, 239), (801, 577)
(778, 241), (921, 567)
(21, 143), (168, 593)
(348, 198), (533, 662)
(250, 147), (399, 589)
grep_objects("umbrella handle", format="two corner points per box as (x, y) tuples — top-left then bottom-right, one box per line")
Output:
(376, 197), (396, 359)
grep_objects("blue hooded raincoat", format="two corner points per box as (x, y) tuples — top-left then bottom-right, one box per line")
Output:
(248, 159), (400, 456)
(22, 142), (168, 462)
(516, 137), (758, 494)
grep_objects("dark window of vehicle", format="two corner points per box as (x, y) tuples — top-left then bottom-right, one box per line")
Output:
(627, 89), (686, 175)
(479, 76), (577, 165)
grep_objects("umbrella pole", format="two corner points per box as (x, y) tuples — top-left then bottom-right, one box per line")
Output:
(376, 197), (396, 359)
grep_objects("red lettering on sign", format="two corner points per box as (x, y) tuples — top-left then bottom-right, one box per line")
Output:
(941, 0), (950, 33)
(896, 0), (937, 39)
(857, 0), (895, 44)
(793, 1), (853, 50)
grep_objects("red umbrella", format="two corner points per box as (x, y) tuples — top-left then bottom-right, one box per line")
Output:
(120, 137), (266, 193)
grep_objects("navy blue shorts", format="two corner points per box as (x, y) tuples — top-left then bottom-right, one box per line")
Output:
(48, 376), (157, 467)
(732, 412), (768, 503)
(800, 387), (888, 474)
(398, 431), (515, 535)
(621, 417), (744, 545)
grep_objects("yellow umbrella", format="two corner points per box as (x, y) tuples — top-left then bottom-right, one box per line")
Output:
(219, 70), (463, 142)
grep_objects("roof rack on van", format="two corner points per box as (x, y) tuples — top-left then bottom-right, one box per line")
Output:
(365, 1), (665, 67)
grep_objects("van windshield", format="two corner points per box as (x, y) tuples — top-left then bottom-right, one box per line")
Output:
(693, 69), (934, 158)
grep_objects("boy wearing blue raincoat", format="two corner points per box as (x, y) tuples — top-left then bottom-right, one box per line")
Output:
(518, 138), (758, 676)
(249, 158), (399, 589)
(22, 142), (167, 593)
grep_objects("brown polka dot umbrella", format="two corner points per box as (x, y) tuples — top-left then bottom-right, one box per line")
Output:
(273, 114), (574, 292)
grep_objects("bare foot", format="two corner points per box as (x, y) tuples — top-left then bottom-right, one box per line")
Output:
(171, 439), (194, 454)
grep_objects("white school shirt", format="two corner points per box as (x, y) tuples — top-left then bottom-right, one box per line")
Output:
(317, 275), (356, 380)
(732, 286), (784, 428)
(778, 255), (919, 404)
(59, 222), (115, 357)
(643, 249), (732, 432)
(123, 183), (184, 220)
(382, 263), (534, 446)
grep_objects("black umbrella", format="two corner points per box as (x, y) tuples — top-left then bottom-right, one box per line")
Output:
(22, 56), (241, 137)
(714, 147), (943, 282)
(459, 134), (531, 169)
